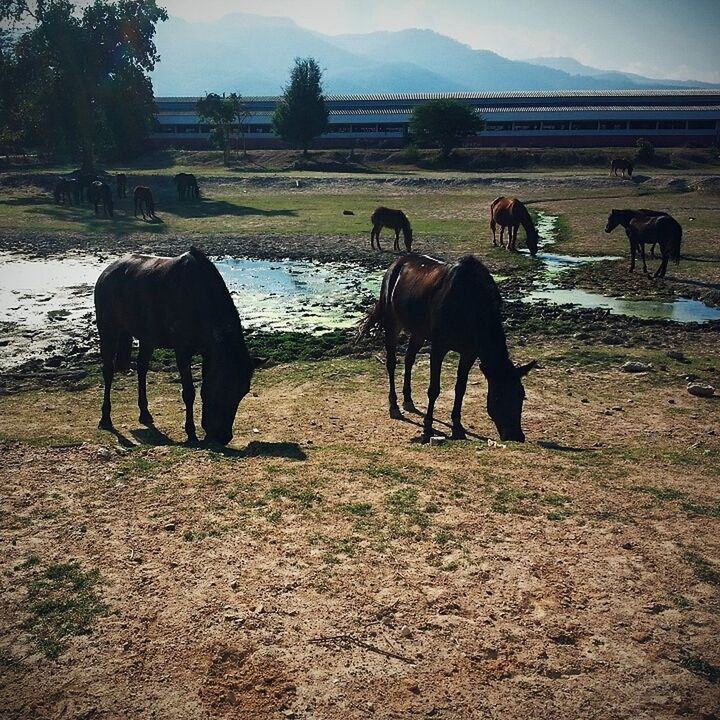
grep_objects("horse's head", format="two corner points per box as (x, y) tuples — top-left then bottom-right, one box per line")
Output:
(482, 360), (537, 442)
(526, 227), (539, 257)
(403, 223), (413, 252)
(605, 210), (623, 233)
(201, 330), (266, 445)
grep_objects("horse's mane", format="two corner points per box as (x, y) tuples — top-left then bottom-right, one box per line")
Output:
(452, 255), (502, 312)
(187, 246), (242, 327)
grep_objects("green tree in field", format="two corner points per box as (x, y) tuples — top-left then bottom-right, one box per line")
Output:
(409, 99), (484, 159)
(196, 92), (246, 163)
(0, 0), (167, 167)
(272, 57), (328, 156)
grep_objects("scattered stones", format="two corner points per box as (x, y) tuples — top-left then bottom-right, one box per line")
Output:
(429, 436), (445, 447)
(687, 383), (715, 398)
(399, 625), (412, 638)
(163, 522), (176, 532)
(342, 210), (354, 215)
(622, 361), (653, 373)
(96, 447), (112, 461)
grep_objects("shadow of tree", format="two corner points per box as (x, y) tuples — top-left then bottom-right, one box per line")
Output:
(170, 198), (297, 219)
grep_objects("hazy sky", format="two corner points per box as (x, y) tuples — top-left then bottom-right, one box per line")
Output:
(161, 0), (720, 82)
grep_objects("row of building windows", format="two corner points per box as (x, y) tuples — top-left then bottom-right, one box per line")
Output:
(156, 119), (718, 135)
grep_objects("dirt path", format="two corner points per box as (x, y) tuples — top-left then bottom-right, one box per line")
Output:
(1, 341), (719, 719)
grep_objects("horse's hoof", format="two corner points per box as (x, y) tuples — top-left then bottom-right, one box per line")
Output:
(389, 406), (403, 420)
(451, 428), (467, 441)
(420, 434), (431, 444)
(402, 400), (417, 413)
(98, 418), (113, 431)
(139, 412), (154, 426)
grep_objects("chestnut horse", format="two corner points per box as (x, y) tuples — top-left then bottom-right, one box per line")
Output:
(610, 158), (634, 178)
(605, 209), (682, 278)
(370, 207), (413, 252)
(133, 186), (157, 220)
(95, 247), (264, 445)
(490, 197), (539, 255)
(359, 254), (536, 442)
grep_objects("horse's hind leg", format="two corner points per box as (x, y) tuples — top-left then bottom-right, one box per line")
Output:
(176, 348), (198, 443)
(639, 244), (649, 275)
(491, 220), (497, 246)
(402, 334), (424, 413)
(451, 353), (476, 440)
(98, 331), (117, 430)
(394, 229), (400, 252)
(423, 346), (447, 442)
(655, 246), (669, 278)
(384, 322), (402, 420)
(137, 342), (155, 426)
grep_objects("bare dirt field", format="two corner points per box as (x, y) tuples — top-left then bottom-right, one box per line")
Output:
(1, 166), (719, 719)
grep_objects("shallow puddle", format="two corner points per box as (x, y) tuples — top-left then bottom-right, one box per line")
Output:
(0, 253), (381, 370)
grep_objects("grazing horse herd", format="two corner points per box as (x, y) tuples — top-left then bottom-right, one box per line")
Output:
(85, 159), (683, 446)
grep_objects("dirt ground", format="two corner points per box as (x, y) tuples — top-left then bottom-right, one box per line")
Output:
(1, 169), (719, 719)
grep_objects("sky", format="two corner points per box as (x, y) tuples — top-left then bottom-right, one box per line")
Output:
(159, 0), (720, 82)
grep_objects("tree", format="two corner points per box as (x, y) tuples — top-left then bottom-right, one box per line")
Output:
(0, 0), (167, 168)
(409, 100), (484, 159)
(272, 57), (328, 156)
(196, 92), (246, 163)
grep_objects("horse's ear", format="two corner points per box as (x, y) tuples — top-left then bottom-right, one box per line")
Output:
(252, 356), (268, 369)
(517, 359), (538, 377)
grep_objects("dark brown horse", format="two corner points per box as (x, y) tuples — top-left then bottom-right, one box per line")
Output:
(610, 158), (634, 177)
(359, 254), (536, 443)
(605, 209), (682, 278)
(94, 247), (264, 445)
(53, 178), (78, 204)
(370, 207), (413, 252)
(116, 173), (127, 198)
(88, 181), (114, 217)
(490, 197), (539, 255)
(174, 172), (200, 200)
(133, 186), (157, 220)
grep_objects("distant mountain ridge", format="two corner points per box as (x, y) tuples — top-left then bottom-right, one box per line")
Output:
(150, 13), (719, 96)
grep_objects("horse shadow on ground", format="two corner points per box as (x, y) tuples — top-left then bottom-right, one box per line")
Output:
(537, 440), (593, 452)
(109, 426), (306, 460)
(395, 407), (489, 443)
(170, 198), (297, 219)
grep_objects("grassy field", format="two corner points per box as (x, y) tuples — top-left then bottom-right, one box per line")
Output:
(1, 157), (719, 718)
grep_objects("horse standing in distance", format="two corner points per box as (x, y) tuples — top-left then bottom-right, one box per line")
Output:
(359, 254), (536, 443)
(133, 186), (157, 220)
(610, 158), (634, 178)
(116, 173), (128, 198)
(53, 178), (78, 204)
(174, 172), (200, 200)
(370, 207), (413, 252)
(489, 197), (539, 255)
(605, 209), (682, 278)
(94, 247), (265, 445)
(88, 181), (114, 217)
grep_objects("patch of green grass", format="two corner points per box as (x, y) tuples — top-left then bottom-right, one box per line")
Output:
(342, 502), (374, 517)
(368, 464), (411, 484)
(265, 485), (322, 508)
(247, 330), (353, 363)
(492, 488), (540, 516)
(114, 453), (162, 480)
(635, 485), (686, 502)
(679, 651), (720, 683)
(684, 551), (720, 586)
(681, 501), (720, 517)
(20, 561), (108, 659)
(434, 530), (454, 546)
(386, 487), (429, 529)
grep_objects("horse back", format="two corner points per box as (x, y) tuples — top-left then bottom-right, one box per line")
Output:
(372, 206), (407, 228)
(491, 197), (528, 226)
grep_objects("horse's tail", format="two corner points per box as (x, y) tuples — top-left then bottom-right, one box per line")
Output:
(355, 261), (401, 344)
(114, 332), (133, 373)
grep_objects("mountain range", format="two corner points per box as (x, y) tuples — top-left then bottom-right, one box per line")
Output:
(150, 13), (719, 96)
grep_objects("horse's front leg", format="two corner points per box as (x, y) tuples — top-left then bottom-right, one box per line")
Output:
(499, 225), (505, 247)
(175, 348), (198, 443)
(655, 247), (669, 278)
(451, 353), (476, 440)
(384, 322), (401, 420)
(491, 220), (497, 246)
(394, 229), (400, 252)
(402, 335), (424, 413)
(137, 342), (155, 425)
(639, 243), (649, 275)
(629, 240), (636, 272)
(423, 346), (447, 443)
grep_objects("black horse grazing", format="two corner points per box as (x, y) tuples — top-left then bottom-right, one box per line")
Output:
(53, 178), (78, 204)
(611, 158), (634, 178)
(174, 172), (200, 200)
(133, 186), (157, 220)
(116, 173), (127, 198)
(94, 247), (264, 445)
(605, 209), (682, 278)
(359, 254), (536, 443)
(88, 181), (114, 218)
(371, 207), (413, 252)
(70, 171), (99, 200)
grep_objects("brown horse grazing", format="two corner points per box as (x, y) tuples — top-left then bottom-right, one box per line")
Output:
(370, 207), (413, 252)
(359, 254), (537, 443)
(174, 172), (200, 200)
(116, 173), (127, 198)
(489, 197), (539, 255)
(88, 181), (114, 217)
(610, 158), (634, 178)
(133, 186), (157, 220)
(94, 247), (265, 445)
(605, 209), (682, 278)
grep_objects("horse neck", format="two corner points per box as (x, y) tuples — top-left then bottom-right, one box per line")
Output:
(615, 210), (636, 228)
(517, 206), (535, 234)
(476, 316), (513, 376)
